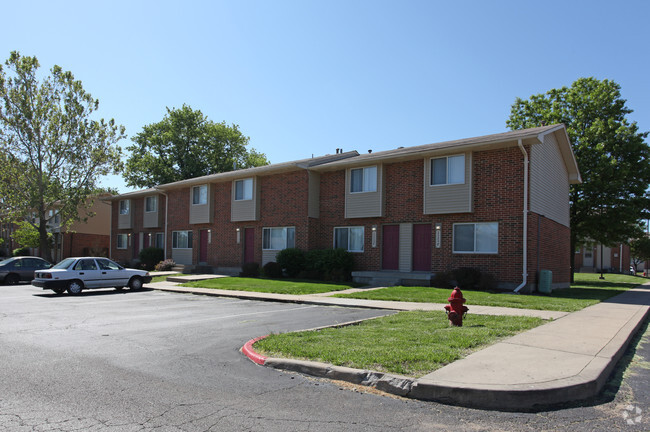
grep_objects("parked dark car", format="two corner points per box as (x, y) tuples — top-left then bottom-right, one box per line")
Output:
(0, 256), (52, 284)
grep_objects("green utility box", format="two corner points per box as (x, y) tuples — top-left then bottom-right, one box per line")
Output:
(538, 270), (552, 294)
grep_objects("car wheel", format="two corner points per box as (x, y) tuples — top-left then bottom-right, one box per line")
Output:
(67, 280), (83, 295)
(128, 277), (143, 290)
(52, 287), (65, 295)
(5, 273), (19, 285)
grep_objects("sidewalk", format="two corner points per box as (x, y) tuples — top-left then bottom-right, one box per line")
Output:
(147, 277), (650, 410)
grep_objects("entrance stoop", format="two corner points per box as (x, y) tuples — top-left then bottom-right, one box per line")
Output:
(352, 271), (433, 287)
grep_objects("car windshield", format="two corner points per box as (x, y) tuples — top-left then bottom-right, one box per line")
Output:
(52, 258), (76, 270)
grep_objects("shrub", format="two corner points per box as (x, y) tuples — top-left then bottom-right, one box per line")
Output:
(276, 248), (306, 277)
(240, 262), (260, 278)
(431, 271), (453, 288)
(304, 248), (354, 281)
(263, 261), (283, 278)
(451, 267), (482, 290)
(13, 247), (30, 257)
(139, 247), (164, 270)
(479, 272), (498, 291)
(155, 259), (175, 271)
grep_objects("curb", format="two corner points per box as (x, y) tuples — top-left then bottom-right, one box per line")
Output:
(240, 303), (650, 411)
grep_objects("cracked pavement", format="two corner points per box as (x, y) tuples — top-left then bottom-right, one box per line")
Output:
(0, 284), (648, 431)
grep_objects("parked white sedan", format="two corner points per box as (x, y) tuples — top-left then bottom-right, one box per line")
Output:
(33, 257), (152, 295)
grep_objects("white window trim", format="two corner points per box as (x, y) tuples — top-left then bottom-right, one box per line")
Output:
(262, 226), (295, 251)
(172, 230), (193, 249)
(333, 226), (365, 252)
(350, 166), (378, 194)
(145, 196), (158, 213)
(430, 154), (465, 186)
(452, 222), (498, 254)
(192, 185), (208, 206)
(234, 178), (254, 201)
(116, 233), (128, 250)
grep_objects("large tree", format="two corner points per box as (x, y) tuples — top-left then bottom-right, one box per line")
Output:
(123, 105), (269, 188)
(507, 77), (650, 277)
(0, 51), (125, 262)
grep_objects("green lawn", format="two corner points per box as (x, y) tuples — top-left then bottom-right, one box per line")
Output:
(254, 311), (544, 377)
(180, 277), (357, 295)
(333, 273), (645, 312)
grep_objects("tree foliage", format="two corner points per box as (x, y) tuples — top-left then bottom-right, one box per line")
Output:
(0, 51), (125, 261)
(507, 77), (650, 257)
(630, 235), (650, 270)
(123, 105), (269, 188)
(12, 221), (50, 248)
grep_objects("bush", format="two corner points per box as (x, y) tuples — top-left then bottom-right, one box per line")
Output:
(13, 247), (30, 257)
(451, 267), (482, 290)
(139, 247), (164, 270)
(240, 262), (260, 278)
(479, 272), (498, 291)
(276, 248), (306, 277)
(431, 271), (453, 288)
(304, 248), (354, 281)
(263, 261), (283, 278)
(155, 259), (175, 271)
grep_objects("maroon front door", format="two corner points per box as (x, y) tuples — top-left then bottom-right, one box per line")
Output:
(199, 229), (209, 264)
(412, 224), (432, 271)
(382, 225), (399, 270)
(244, 228), (255, 263)
(132, 234), (139, 260)
(143, 234), (150, 249)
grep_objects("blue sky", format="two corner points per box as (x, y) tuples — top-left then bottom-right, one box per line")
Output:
(3, 0), (648, 193)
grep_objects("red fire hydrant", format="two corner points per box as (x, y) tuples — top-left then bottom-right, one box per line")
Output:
(444, 287), (469, 327)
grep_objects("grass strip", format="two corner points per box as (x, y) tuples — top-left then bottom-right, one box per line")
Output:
(333, 273), (643, 312)
(255, 310), (544, 377)
(181, 277), (355, 295)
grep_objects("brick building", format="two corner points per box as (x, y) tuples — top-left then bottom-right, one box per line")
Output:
(107, 124), (581, 291)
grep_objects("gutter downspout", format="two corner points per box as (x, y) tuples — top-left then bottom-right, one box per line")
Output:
(620, 244), (623, 273)
(514, 139), (529, 293)
(156, 189), (169, 260)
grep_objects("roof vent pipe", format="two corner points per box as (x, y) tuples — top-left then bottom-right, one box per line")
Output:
(368, 149), (372, 154)
(514, 139), (529, 294)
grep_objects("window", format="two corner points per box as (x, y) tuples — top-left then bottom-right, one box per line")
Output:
(119, 200), (130, 215)
(155, 233), (165, 249)
(192, 185), (208, 205)
(262, 227), (295, 250)
(172, 231), (193, 249)
(334, 227), (364, 252)
(145, 196), (157, 212)
(350, 166), (377, 193)
(431, 155), (465, 185)
(74, 259), (98, 271)
(453, 222), (498, 253)
(235, 178), (253, 201)
(117, 234), (128, 249)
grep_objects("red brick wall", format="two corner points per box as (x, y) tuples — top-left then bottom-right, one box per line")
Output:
(62, 232), (109, 257)
(527, 214), (571, 289)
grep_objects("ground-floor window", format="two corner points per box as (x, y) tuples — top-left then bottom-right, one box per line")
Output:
(117, 233), (128, 249)
(262, 227), (295, 250)
(453, 222), (498, 253)
(172, 231), (193, 249)
(334, 226), (364, 252)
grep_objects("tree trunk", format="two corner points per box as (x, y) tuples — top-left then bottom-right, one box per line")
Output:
(38, 219), (53, 263)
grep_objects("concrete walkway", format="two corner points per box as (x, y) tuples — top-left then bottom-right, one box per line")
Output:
(145, 277), (650, 410)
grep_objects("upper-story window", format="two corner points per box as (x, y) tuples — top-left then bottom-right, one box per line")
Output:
(192, 185), (208, 205)
(119, 200), (130, 215)
(350, 166), (377, 193)
(145, 196), (157, 212)
(235, 178), (253, 201)
(431, 155), (465, 185)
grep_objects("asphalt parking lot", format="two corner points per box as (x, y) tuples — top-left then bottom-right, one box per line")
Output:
(0, 284), (648, 431)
